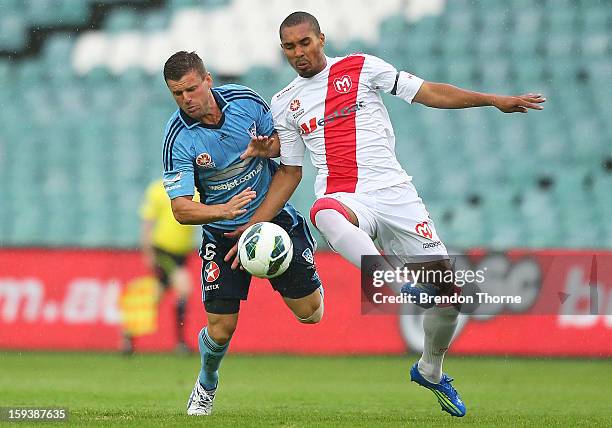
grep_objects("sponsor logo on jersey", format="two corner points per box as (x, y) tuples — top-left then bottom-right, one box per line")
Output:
(290, 99), (301, 111)
(333, 75), (352, 93)
(422, 241), (442, 249)
(247, 121), (257, 139)
(204, 261), (220, 283)
(415, 221), (433, 239)
(275, 84), (296, 99)
(196, 153), (215, 168)
(302, 248), (314, 264)
(207, 161), (264, 191)
(299, 101), (366, 135)
(163, 172), (182, 184)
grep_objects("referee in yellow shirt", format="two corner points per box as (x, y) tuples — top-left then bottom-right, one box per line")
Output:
(122, 178), (198, 354)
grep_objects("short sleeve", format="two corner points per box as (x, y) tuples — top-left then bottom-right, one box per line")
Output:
(162, 130), (195, 199)
(363, 54), (424, 104)
(272, 99), (305, 166)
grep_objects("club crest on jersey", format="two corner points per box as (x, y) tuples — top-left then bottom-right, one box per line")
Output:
(290, 99), (301, 111)
(196, 152), (215, 168)
(333, 75), (352, 94)
(247, 121), (257, 139)
(302, 248), (314, 264)
(415, 221), (433, 239)
(204, 261), (220, 283)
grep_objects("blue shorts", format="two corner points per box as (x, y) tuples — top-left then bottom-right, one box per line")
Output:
(199, 209), (321, 303)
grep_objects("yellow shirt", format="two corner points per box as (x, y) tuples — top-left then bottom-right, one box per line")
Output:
(140, 179), (198, 255)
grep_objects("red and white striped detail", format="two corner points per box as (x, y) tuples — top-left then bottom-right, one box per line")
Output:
(323, 55), (365, 194)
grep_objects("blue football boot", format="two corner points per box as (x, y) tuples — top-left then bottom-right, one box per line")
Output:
(410, 362), (466, 417)
(400, 282), (439, 309)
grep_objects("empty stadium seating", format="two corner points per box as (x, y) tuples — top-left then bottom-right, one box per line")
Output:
(0, 0), (610, 249)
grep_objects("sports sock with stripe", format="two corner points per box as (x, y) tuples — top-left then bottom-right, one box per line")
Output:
(198, 327), (230, 390)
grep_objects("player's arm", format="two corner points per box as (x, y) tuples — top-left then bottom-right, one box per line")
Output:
(223, 164), (302, 268)
(413, 82), (545, 113)
(163, 124), (256, 225)
(247, 163), (301, 224)
(170, 189), (256, 225)
(364, 54), (545, 113)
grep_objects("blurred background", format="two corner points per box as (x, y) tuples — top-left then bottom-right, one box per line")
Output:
(0, 0), (611, 250)
(1, 0), (611, 354)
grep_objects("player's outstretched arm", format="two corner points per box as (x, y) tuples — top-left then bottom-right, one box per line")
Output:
(170, 188), (256, 225)
(413, 82), (546, 113)
(240, 133), (281, 159)
(224, 164), (302, 269)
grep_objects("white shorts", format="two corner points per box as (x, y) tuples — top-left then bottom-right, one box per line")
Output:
(324, 182), (449, 263)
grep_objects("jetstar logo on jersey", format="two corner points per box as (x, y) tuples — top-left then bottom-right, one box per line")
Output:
(289, 99), (301, 111)
(415, 221), (433, 239)
(204, 261), (220, 283)
(333, 75), (352, 93)
(299, 101), (366, 135)
(196, 153), (215, 168)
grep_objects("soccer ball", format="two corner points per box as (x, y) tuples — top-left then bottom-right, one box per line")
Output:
(238, 222), (293, 278)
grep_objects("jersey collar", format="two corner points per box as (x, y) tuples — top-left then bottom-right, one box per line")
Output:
(178, 89), (228, 129)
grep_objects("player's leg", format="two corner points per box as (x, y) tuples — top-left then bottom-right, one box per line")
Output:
(283, 288), (323, 324)
(188, 229), (251, 416)
(270, 211), (324, 323)
(405, 258), (458, 383)
(375, 183), (465, 416)
(169, 261), (192, 352)
(199, 302), (239, 389)
(310, 195), (382, 268)
(188, 302), (239, 416)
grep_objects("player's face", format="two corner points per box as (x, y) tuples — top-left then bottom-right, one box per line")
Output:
(280, 22), (326, 78)
(166, 70), (214, 120)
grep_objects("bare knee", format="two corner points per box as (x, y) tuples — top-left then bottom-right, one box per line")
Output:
(206, 316), (237, 345)
(295, 299), (324, 324)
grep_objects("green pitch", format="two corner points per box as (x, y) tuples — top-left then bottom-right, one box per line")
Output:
(1, 352), (610, 427)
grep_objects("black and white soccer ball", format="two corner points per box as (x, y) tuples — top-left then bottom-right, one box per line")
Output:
(238, 222), (293, 278)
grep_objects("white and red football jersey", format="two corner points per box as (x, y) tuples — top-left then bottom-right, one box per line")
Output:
(272, 54), (424, 198)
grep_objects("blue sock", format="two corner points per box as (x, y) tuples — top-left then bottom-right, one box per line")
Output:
(198, 327), (230, 390)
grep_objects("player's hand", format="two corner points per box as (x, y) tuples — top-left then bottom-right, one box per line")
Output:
(492, 93), (546, 113)
(223, 224), (250, 270)
(240, 135), (276, 159)
(219, 188), (256, 220)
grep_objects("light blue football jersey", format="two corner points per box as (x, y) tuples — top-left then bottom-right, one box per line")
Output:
(162, 84), (299, 231)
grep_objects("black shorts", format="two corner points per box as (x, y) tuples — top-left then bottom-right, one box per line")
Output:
(199, 209), (322, 305)
(153, 247), (187, 289)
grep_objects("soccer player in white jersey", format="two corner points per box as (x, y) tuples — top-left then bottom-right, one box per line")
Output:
(225, 11), (545, 417)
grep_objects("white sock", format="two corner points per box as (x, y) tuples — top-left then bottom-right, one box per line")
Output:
(419, 305), (459, 383)
(314, 209), (380, 269)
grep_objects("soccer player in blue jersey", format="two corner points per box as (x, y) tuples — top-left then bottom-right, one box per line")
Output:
(161, 51), (323, 416)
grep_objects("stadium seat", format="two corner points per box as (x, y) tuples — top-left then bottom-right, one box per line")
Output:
(1, 0), (610, 249)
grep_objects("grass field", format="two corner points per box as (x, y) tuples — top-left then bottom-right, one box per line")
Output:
(1, 352), (610, 427)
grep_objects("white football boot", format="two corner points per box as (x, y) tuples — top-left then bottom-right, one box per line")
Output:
(186, 379), (216, 416)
